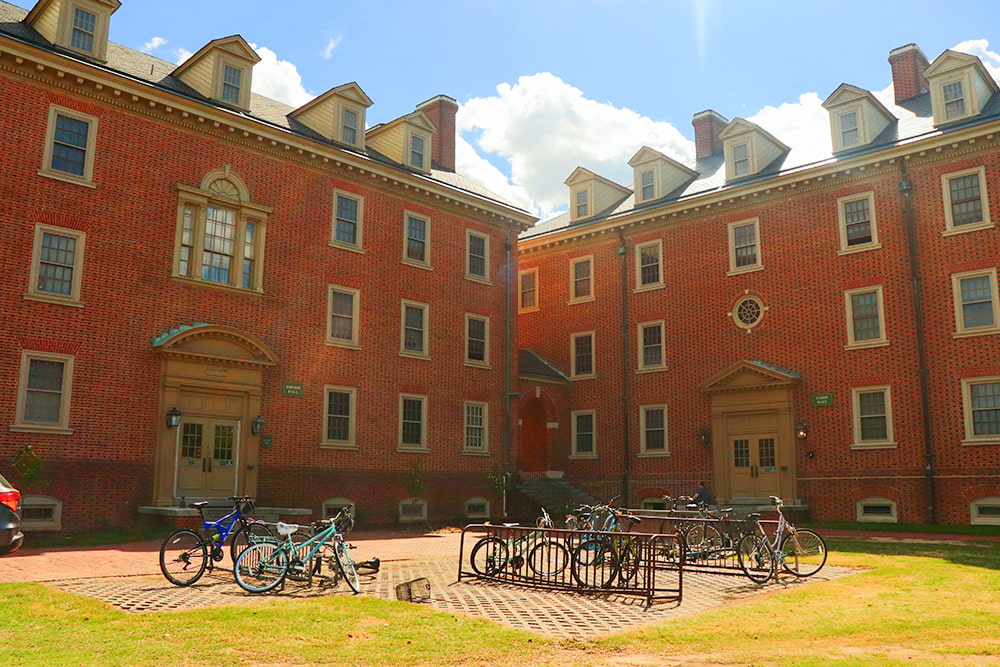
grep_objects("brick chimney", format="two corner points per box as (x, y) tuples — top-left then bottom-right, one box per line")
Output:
(417, 95), (458, 172)
(888, 44), (930, 104)
(692, 110), (729, 159)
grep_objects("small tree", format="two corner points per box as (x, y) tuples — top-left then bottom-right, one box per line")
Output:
(10, 444), (45, 487)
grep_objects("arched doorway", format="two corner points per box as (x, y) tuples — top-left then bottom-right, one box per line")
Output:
(520, 397), (549, 473)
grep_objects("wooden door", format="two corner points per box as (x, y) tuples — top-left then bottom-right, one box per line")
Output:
(176, 418), (239, 498)
(729, 434), (779, 498)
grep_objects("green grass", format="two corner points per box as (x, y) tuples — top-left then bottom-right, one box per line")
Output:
(2, 538), (999, 666)
(25, 524), (171, 549)
(805, 520), (1000, 538)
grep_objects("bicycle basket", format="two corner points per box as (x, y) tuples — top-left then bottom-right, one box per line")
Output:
(239, 498), (256, 515)
(334, 507), (355, 535)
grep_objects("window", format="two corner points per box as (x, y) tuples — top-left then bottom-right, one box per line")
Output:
(839, 111), (859, 148)
(571, 410), (596, 458)
(466, 230), (490, 282)
(322, 386), (357, 448)
(838, 193), (879, 252)
(943, 80), (966, 120)
(571, 332), (595, 378)
(640, 169), (655, 201)
(403, 212), (431, 268)
(400, 301), (429, 357)
(398, 497), (427, 523)
(465, 314), (489, 367)
(331, 191), (364, 250)
(851, 386), (895, 449)
(637, 321), (665, 371)
(844, 286), (887, 348)
(407, 131), (429, 170)
(575, 189), (589, 218)
(20, 495), (63, 531)
(519, 268), (539, 313)
(27, 225), (86, 306)
(569, 256), (594, 303)
(221, 64), (242, 105)
(399, 395), (428, 451)
(465, 497), (490, 519)
(40, 105), (98, 185)
(322, 497), (355, 521)
(732, 294), (767, 330)
(732, 142), (749, 176)
(728, 218), (762, 273)
(961, 377), (1000, 445)
(174, 170), (271, 293)
(341, 108), (359, 146)
(952, 269), (1000, 336)
(70, 7), (96, 52)
(640, 405), (668, 456)
(943, 167), (991, 233)
(971, 497), (1000, 525)
(14, 351), (74, 433)
(326, 285), (360, 347)
(635, 240), (663, 290)
(856, 497), (897, 523)
(463, 402), (488, 453)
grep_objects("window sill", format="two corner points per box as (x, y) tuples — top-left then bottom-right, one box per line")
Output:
(37, 169), (96, 188)
(634, 283), (665, 294)
(24, 293), (85, 308)
(325, 340), (361, 350)
(637, 365), (668, 374)
(399, 351), (431, 361)
(171, 275), (264, 296)
(943, 221), (994, 236)
(465, 274), (492, 286)
(396, 446), (431, 454)
(569, 453), (597, 460)
(461, 450), (491, 457)
(570, 374), (597, 381)
(638, 450), (670, 458)
(844, 340), (890, 351)
(837, 243), (882, 256)
(953, 327), (1000, 339)
(401, 259), (433, 271)
(329, 241), (366, 254)
(961, 439), (1000, 447)
(320, 442), (359, 451)
(850, 441), (898, 450)
(727, 265), (764, 277)
(10, 424), (73, 435)
(568, 296), (595, 305)
(464, 361), (492, 370)
(518, 306), (540, 314)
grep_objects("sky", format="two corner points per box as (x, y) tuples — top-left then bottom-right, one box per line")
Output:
(100, 0), (1000, 221)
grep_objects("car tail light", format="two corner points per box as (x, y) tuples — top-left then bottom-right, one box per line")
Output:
(0, 490), (19, 513)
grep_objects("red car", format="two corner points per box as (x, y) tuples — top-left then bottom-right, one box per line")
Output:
(0, 470), (23, 556)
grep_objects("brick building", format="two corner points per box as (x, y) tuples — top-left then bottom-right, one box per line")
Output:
(516, 44), (1000, 525)
(0, 0), (534, 531)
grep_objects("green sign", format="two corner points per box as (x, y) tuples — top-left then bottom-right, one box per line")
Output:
(811, 392), (834, 407)
(282, 382), (304, 397)
(261, 436), (273, 449)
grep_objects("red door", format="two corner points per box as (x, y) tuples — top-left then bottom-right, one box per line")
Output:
(520, 399), (548, 472)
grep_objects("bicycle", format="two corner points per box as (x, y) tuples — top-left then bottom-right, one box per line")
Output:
(569, 500), (643, 588)
(159, 496), (272, 586)
(469, 507), (569, 578)
(737, 496), (827, 583)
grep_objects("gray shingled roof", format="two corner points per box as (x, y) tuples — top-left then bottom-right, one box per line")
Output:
(518, 349), (568, 383)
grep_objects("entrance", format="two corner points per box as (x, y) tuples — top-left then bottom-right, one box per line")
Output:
(520, 398), (548, 472)
(175, 418), (240, 498)
(729, 433), (780, 498)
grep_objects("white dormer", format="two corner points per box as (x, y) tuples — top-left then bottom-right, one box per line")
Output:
(564, 167), (631, 222)
(924, 50), (1000, 126)
(170, 36), (261, 112)
(288, 82), (373, 150)
(822, 84), (896, 153)
(719, 118), (790, 181)
(628, 146), (698, 204)
(365, 111), (436, 173)
(24, 0), (120, 62)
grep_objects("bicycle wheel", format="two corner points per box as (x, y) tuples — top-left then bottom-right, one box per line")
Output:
(332, 537), (360, 593)
(737, 534), (775, 584)
(685, 522), (723, 557)
(229, 520), (273, 563)
(159, 529), (208, 586)
(614, 535), (641, 584)
(527, 539), (569, 577)
(780, 529), (827, 577)
(572, 537), (619, 588)
(234, 542), (288, 593)
(470, 536), (509, 576)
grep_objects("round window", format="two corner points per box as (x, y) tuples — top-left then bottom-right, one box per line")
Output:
(732, 295), (766, 330)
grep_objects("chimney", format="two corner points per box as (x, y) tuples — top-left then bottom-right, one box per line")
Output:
(888, 44), (930, 104)
(692, 110), (729, 159)
(417, 95), (458, 172)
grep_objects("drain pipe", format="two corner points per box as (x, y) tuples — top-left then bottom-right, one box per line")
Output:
(503, 224), (515, 518)
(617, 228), (632, 504)
(898, 165), (938, 524)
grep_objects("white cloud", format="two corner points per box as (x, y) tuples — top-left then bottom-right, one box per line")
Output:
(747, 92), (832, 166)
(455, 136), (536, 214)
(458, 73), (694, 220)
(140, 36), (167, 54)
(952, 39), (1000, 81)
(173, 48), (192, 65)
(321, 36), (342, 60)
(248, 44), (315, 108)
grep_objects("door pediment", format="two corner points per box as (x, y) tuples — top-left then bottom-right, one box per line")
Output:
(153, 323), (276, 368)
(700, 359), (799, 393)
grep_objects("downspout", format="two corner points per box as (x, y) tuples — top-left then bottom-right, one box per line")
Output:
(617, 229), (632, 504)
(503, 225), (515, 518)
(898, 165), (938, 524)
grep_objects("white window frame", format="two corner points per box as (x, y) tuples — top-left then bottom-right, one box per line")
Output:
(39, 105), (99, 187)
(961, 376), (1000, 446)
(398, 394), (429, 452)
(465, 230), (491, 283)
(837, 192), (881, 254)
(570, 331), (596, 379)
(326, 285), (360, 348)
(856, 496), (897, 523)
(57, 0), (112, 61)
(570, 409), (597, 459)
(405, 128), (431, 172)
(321, 385), (357, 449)
(569, 255), (595, 304)
(400, 300), (430, 359)
(729, 140), (753, 178)
(13, 350), (74, 434)
(951, 268), (1000, 338)
(850, 386), (896, 449)
(402, 211), (432, 269)
(398, 497), (427, 523)
(844, 285), (888, 349)
(465, 497), (491, 520)
(942, 167), (992, 234)
(465, 314), (490, 368)
(971, 496), (1000, 525)
(213, 54), (252, 110)
(637, 321), (666, 372)
(322, 497), (356, 520)
(20, 494), (63, 531)
(634, 239), (664, 291)
(639, 404), (669, 456)
(727, 218), (762, 274)
(931, 73), (975, 125)
(331, 189), (365, 252)
(338, 103), (364, 149)
(572, 186), (592, 220)
(518, 267), (539, 313)
(26, 224), (87, 307)
(638, 167), (657, 202)
(463, 401), (489, 454)
(837, 108), (861, 150)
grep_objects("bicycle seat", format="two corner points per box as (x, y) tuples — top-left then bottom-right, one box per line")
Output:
(276, 522), (299, 536)
(191, 501), (208, 508)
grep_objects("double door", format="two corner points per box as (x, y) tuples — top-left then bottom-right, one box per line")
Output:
(729, 433), (780, 498)
(175, 417), (240, 498)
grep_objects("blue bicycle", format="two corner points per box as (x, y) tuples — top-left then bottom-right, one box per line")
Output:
(159, 496), (271, 586)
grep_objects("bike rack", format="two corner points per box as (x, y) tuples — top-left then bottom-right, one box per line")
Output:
(458, 524), (683, 606)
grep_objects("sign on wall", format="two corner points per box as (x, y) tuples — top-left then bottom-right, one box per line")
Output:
(282, 382), (304, 397)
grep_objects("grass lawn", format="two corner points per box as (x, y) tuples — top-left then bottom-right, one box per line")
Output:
(1, 537), (998, 666)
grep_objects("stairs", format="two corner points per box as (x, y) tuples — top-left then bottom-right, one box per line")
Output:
(515, 475), (601, 522)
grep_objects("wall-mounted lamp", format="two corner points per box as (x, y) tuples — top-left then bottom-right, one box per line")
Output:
(251, 415), (265, 435)
(795, 421), (809, 439)
(166, 406), (182, 429)
(697, 427), (711, 446)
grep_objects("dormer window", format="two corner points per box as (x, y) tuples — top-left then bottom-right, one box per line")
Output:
(943, 81), (966, 120)
(409, 133), (426, 170)
(720, 118), (789, 181)
(628, 146), (698, 204)
(288, 83), (372, 150)
(640, 170), (655, 200)
(823, 85), (895, 153)
(221, 64), (242, 105)
(925, 49), (999, 126)
(564, 166), (631, 223)
(365, 109), (436, 172)
(575, 189), (589, 218)
(170, 36), (260, 113)
(342, 108), (359, 145)
(70, 7), (96, 52)
(25, 0), (120, 62)
(839, 111), (859, 147)
(732, 143), (750, 177)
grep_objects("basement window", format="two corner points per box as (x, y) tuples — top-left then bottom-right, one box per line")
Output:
(465, 497), (490, 520)
(856, 496), (897, 523)
(21, 495), (62, 531)
(399, 497), (427, 523)
(971, 497), (1000, 525)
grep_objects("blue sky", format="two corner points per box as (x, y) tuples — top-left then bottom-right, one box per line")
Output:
(104, 0), (1000, 219)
